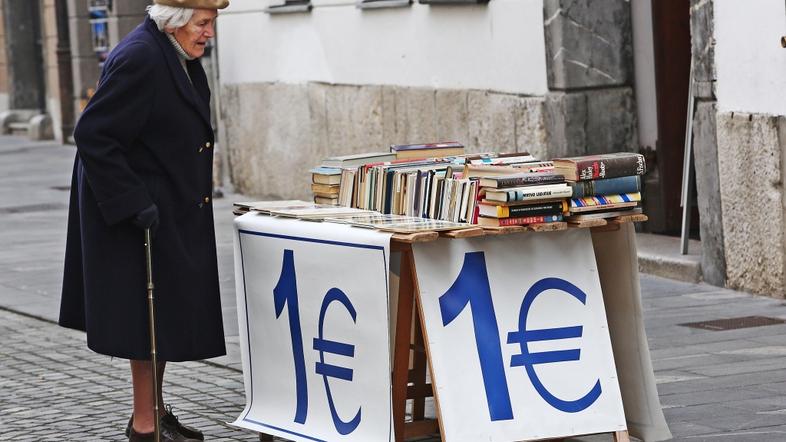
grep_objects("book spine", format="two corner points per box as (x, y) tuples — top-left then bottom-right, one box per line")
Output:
(506, 186), (572, 202)
(506, 201), (566, 218)
(571, 192), (642, 208)
(494, 174), (565, 188)
(575, 154), (646, 181)
(570, 175), (641, 198)
(498, 214), (563, 226)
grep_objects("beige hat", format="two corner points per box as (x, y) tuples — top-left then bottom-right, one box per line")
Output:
(154, 0), (229, 9)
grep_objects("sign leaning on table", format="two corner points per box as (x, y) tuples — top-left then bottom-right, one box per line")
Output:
(231, 214), (394, 442)
(412, 228), (627, 442)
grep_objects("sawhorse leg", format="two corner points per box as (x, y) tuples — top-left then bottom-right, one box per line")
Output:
(392, 245), (439, 441)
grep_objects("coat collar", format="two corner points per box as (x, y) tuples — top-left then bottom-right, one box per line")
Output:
(144, 18), (211, 127)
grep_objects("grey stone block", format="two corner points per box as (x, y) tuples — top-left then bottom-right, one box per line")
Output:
(716, 112), (785, 298)
(467, 90), (519, 153)
(29, 114), (54, 140)
(514, 97), (548, 159)
(544, 87), (637, 158)
(306, 82), (329, 159)
(692, 101), (725, 287)
(222, 83), (314, 199)
(388, 86), (437, 145)
(544, 91), (586, 158)
(435, 89), (469, 144)
(585, 86), (637, 153)
(543, 0), (633, 90)
(690, 0), (716, 98)
(324, 83), (385, 152)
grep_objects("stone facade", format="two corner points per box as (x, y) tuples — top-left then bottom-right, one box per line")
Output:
(689, 0), (729, 289)
(692, 101), (725, 287)
(221, 82), (549, 200)
(716, 112), (786, 298)
(542, 0), (637, 158)
(222, 0), (639, 200)
(543, 0), (633, 90)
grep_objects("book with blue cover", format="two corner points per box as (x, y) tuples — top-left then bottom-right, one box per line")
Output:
(569, 175), (641, 198)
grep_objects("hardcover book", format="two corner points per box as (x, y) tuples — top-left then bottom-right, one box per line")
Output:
(321, 152), (397, 168)
(566, 207), (643, 221)
(478, 200), (567, 218)
(552, 152), (646, 181)
(569, 175), (641, 198)
(310, 166), (342, 185)
(479, 172), (565, 188)
(477, 214), (563, 227)
(485, 183), (572, 203)
(570, 192), (641, 209)
(390, 141), (465, 159)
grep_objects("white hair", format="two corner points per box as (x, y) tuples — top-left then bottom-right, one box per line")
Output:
(146, 4), (194, 31)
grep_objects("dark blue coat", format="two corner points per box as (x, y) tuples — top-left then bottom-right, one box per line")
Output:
(60, 18), (226, 362)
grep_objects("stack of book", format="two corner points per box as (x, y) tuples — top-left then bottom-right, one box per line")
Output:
(474, 171), (571, 227)
(552, 152), (646, 221)
(310, 167), (342, 204)
(312, 152), (397, 205)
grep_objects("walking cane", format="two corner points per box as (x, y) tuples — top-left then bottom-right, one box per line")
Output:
(144, 228), (162, 442)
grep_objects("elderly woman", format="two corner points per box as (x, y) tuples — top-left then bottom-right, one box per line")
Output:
(60, 0), (229, 440)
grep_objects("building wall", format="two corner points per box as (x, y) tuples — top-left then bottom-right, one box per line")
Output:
(714, 0), (786, 115)
(631, 0), (657, 151)
(699, 0), (786, 297)
(66, 0), (148, 133)
(217, 0), (637, 199)
(0, 0), (8, 112)
(42, 0), (64, 141)
(219, 0), (549, 94)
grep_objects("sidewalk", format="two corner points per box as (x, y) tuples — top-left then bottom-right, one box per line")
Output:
(3, 135), (786, 441)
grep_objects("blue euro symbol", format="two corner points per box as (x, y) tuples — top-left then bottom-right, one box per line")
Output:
(506, 278), (602, 413)
(313, 288), (361, 435)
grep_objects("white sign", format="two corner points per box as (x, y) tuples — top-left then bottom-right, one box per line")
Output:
(412, 229), (626, 441)
(231, 214), (394, 442)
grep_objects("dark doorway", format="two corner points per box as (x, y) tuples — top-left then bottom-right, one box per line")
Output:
(649, 0), (695, 235)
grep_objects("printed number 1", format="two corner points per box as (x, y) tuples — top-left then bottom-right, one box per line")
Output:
(273, 249), (308, 424)
(439, 251), (514, 421)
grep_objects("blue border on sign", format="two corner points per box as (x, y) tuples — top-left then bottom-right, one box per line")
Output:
(237, 228), (392, 442)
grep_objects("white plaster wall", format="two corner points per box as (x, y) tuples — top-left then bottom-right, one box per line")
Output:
(631, 0), (658, 149)
(217, 0), (549, 95)
(715, 0), (786, 115)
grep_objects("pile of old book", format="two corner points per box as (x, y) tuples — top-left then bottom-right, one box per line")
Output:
(552, 152), (645, 222)
(305, 142), (646, 229)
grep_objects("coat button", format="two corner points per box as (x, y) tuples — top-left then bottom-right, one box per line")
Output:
(204, 196), (210, 204)
(205, 142), (211, 148)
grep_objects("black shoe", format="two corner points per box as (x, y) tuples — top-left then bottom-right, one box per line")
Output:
(128, 422), (199, 441)
(126, 407), (203, 441)
(162, 404), (204, 441)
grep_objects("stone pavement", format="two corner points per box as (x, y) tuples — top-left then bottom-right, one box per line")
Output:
(3, 135), (786, 441)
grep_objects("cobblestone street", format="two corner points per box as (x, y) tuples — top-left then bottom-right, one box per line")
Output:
(0, 308), (257, 441)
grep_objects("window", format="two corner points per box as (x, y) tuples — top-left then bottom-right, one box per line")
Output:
(419, 0), (489, 4)
(357, 0), (412, 9)
(266, 0), (312, 14)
